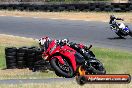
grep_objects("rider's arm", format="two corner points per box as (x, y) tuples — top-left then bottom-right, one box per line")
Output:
(56, 40), (62, 46)
(116, 18), (123, 21)
(69, 42), (78, 48)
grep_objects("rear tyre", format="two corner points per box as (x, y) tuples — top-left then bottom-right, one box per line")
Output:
(116, 32), (124, 38)
(50, 58), (74, 78)
(55, 71), (62, 77)
(88, 59), (106, 75)
(76, 76), (86, 85)
(129, 30), (132, 37)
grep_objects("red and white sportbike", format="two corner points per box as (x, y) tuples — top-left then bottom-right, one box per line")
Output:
(42, 40), (106, 78)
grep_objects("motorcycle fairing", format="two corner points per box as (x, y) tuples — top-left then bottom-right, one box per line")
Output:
(110, 25), (118, 32)
(51, 56), (65, 64)
(74, 52), (85, 65)
(59, 45), (77, 71)
(118, 23), (125, 29)
(123, 27), (129, 33)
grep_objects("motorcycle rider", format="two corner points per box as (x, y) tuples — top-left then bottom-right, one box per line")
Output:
(109, 15), (125, 31)
(39, 37), (93, 59)
(39, 36), (51, 52)
(39, 37), (106, 75)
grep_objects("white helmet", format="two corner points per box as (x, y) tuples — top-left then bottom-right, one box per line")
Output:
(61, 38), (69, 45)
(39, 36), (51, 50)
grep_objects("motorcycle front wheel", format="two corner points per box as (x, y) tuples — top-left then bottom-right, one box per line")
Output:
(50, 58), (74, 78)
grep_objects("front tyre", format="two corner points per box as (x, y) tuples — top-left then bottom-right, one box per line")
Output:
(50, 58), (74, 78)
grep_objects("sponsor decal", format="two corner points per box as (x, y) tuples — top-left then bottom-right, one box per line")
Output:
(76, 74), (131, 85)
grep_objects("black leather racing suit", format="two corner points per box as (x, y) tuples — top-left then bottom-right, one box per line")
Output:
(68, 42), (95, 59)
(109, 17), (123, 31)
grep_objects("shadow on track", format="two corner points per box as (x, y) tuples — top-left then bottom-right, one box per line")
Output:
(107, 37), (126, 40)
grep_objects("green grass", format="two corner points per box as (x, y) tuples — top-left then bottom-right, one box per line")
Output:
(92, 47), (132, 74)
(0, 46), (5, 69)
(0, 34), (132, 79)
(0, 81), (131, 88)
(0, 34), (58, 79)
(1, 44), (132, 74)
(0, 70), (57, 79)
(0, 45), (57, 79)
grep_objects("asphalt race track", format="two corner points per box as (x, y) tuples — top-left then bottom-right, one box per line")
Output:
(0, 16), (132, 84)
(0, 78), (74, 84)
(0, 16), (132, 51)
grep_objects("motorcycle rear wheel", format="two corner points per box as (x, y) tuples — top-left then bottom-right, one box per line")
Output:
(116, 32), (124, 38)
(129, 30), (132, 37)
(76, 76), (87, 85)
(50, 58), (74, 78)
(88, 59), (106, 75)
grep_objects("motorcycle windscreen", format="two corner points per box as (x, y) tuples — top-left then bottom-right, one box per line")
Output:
(74, 52), (85, 65)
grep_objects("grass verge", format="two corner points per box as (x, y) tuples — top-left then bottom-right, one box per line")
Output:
(92, 47), (132, 74)
(0, 10), (132, 23)
(0, 34), (38, 69)
(0, 34), (57, 79)
(0, 81), (131, 88)
(0, 34), (132, 79)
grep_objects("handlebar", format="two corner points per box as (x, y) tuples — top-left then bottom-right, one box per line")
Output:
(88, 45), (92, 50)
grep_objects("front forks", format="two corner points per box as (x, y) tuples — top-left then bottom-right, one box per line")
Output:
(110, 25), (119, 32)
